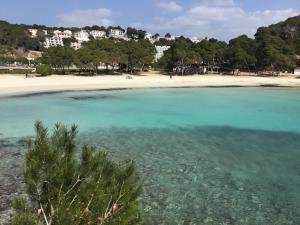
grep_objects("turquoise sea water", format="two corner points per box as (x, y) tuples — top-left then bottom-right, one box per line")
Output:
(0, 87), (300, 224)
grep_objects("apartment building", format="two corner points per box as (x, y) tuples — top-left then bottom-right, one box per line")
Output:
(109, 28), (125, 39)
(44, 37), (64, 48)
(53, 30), (73, 39)
(90, 30), (106, 39)
(74, 30), (90, 42)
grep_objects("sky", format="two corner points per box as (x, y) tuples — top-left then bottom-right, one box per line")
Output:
(0, 0), (299, 41)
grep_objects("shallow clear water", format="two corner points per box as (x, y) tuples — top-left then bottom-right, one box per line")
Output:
(0, 87), (300, 224)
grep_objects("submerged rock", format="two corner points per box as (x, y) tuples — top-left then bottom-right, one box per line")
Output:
(0, 137), (27, 224)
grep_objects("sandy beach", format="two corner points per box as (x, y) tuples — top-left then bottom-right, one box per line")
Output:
(0, 73), (300, 96)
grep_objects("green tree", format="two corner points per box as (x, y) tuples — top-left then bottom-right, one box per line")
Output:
(36, 30), (46, 43)
(158, 38), (201, 75)
(74, 48), (95, 74)
(12, 122), (144, 225)
(40, 46), (75, 74)
(255, 27), (296, 71)
(227, 35), (257, 72)
(62, 37), (77, 47)
(125, 40), (155, 73)
(194, 38), (228, 71)
(36, 65), (52, 76)
(165, 33), (171, 38)
(126, 27), (146, 39)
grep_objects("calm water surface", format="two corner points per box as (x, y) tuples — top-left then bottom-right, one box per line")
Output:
(0, 87), (300, 224)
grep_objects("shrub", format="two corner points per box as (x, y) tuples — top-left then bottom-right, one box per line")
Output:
(36, 65), (52, 76)
(12, 122), (144, 225)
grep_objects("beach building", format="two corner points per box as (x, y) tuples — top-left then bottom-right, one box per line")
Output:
(109, 28), (125, 39)
(74, 30), (90, 42)
(294, 67), (300, 75)
(90, 30), (106, 39)
(155, 45), (171, 62)
(28, 29), (38, 37)
(70, 42), (82, 50)
(44, 37), (64, 48)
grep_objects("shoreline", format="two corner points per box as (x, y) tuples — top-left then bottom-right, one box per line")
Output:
(0, 74), (300, 97)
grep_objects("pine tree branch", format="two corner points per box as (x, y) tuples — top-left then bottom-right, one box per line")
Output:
(40, 203), (50, 225)
(69, 194), (78, 207)
(64, 174), (81, 197)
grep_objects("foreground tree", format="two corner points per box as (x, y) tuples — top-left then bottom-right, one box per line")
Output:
(12, 122), (144, 225)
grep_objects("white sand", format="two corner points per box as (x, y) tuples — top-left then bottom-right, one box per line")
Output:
(0, 74), (300, 96)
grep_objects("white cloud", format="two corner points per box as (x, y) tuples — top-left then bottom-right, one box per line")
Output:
(57, 8), (113, 27)
(143, 1), (299, 40)
(155, 1), (183, 12)
(201, 0), (235, 7)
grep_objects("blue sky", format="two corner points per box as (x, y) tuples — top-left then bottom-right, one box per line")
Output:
(1, 0), (299, 40)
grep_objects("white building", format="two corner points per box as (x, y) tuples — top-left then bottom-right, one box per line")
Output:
(53, 30), (61, 36)
(90, 30), (106, 39)
(145, 33), (152, 40)
(144, 33), (155, 43)
(53, 30), (72, 39)
(165, 36), (176, 41)
(63, 30), (72, 38)
(109, 28), (125, 39)
(155, 45), (171, 62)
(74, 30), (90, 42)
(44, 37), (64, 48)
(294, 67), (300, 75)
(189, 37), (205, 44)
(28, 29), (38, 37)
(70, 42), (82, 50)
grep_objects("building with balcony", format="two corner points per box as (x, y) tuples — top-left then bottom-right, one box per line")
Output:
(44, 37), (64, 48)
(53, 30), (73, 39)
(109, 28), (125, 39)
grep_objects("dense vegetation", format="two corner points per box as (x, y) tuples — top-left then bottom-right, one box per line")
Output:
(12, 122), (143, 225)
(159, 15), (300, 74)
(0, 21), (42, 51)
(39, 39), (156, 74)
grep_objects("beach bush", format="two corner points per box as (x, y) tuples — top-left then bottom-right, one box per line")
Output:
(36, 65), (52, 76)
(12, 121), (144, 225)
